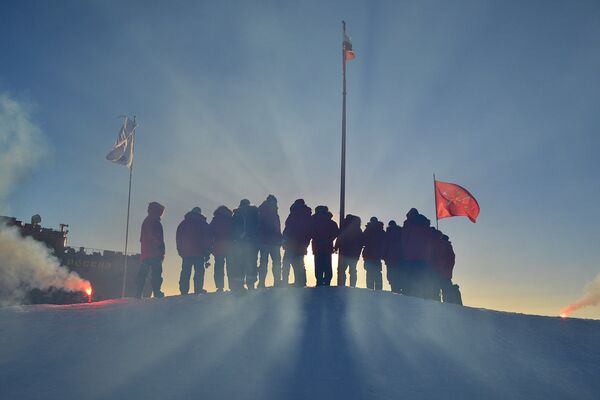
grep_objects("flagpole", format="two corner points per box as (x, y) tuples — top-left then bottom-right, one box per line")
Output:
(433, 173), (439, 230)
(121, 117), (135, 297)
(121, 164), (133, 297)
(340, 20), (347, 225)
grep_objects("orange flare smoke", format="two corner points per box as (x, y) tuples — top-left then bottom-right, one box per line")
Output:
(560, 273), (600, 318)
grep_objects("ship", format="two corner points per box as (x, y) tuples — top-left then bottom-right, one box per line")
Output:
(1, 214), (150, 303)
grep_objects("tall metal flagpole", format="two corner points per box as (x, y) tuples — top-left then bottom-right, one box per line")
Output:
(340, 21), (347, 225)
(433, 173), (439, 230)
(121, 116), (135, 298)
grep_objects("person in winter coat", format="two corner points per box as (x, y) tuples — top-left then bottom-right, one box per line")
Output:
(137, 201), (166, 298)
(310, 205), (339, 286)
(282, 199), (312, 287)
(209, 205), (233, 292)
(334, 214), (363, 287)
(362, 217), (387, 290)
(230, 199), (260, 291)
(257, 195), (283, 288)
(401, 208), (433, 299)
(384, 220), (403, 294)
(176, 207), (211, 295)
(433, 233), (461, 304)
(425, 227), (445, 301)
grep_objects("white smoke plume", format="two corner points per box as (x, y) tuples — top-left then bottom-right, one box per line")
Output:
(560, 273), (600, 317)
(0, 92), (48, 212)
(0, 224), (91, 306)
(0, 91), (89, 305)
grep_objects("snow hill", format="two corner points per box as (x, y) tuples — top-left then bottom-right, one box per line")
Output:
(0, 287), (598, 400)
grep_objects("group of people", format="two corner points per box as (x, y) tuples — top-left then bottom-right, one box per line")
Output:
(136, 195), (462, 304)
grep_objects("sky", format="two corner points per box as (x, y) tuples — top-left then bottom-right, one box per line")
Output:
(1, 0), (599, 318)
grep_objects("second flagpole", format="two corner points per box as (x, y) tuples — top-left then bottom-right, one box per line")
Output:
(340, 20), (347, 225)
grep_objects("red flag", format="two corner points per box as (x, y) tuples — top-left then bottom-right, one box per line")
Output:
(435, 180), (480, 223)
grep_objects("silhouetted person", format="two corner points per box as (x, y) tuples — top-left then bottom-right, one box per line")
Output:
(282, 199), (312, 287)
(362, 217), (387, 290)
(335, 214), (363, 287)
(258, 195), (283, 288)
(176, 207), (211, 295)
(137, 201), (165, 298)
(210, 206), (233, 292)
(384, 220), (403, 294)
(401, 208), (433, 299)
(426, 227), (444, 301)
(433, 233), (461, 304)
(310, 205), (339, 286)
(230, 199), (260, 291)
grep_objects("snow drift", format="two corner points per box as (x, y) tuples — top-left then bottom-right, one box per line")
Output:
(0, 287), (598, 400)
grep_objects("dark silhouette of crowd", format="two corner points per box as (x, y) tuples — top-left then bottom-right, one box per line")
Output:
(138, 197), (462, 305)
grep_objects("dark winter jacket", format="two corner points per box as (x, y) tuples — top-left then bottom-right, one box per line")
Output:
(401, 213), (432, 262)
(384, 224), (403, 265)
(310, 208), (339, 255)
(431, 236), (455, 280)
(176, 211), (210, 258)
(362, 220), (387, 261)
(210, 206), (233, 256)
(258, 200), (282, 246)
(282, 201), (312, 254)
(335, 215), (363, 258)
(140, 202), (165, 261)
(231, 204), (260, 243)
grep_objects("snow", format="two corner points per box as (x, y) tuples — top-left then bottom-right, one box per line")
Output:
(0, 287), (598, 400)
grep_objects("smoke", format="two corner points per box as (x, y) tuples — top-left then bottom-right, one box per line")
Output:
(560, 273), (600, 317)
(0, 224), (91, 306)
(0, 92), (48, 212)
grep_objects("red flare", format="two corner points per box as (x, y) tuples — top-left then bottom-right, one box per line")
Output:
(85, 286), (93, 302)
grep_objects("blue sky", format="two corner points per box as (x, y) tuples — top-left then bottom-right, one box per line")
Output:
(1, 0), (599, 317)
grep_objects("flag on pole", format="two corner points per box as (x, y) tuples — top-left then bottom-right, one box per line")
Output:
(106, 116), (136, 168)
(435, 180), (480, 223)
(343, 34), (355, 60)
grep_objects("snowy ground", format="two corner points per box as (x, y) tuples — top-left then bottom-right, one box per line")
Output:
(0, 287), (599, 400)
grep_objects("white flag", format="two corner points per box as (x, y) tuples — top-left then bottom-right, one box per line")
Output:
(106, 116), (136, 168)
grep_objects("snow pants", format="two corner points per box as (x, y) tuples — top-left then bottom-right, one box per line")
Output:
(386, 262), (407, 294)
(404, 261), (440, 300)
(364, 259), (383, 290)
(258, 244), (282, 287)
(136, 257), (163, 298)
(213, 254), (227, 290)
(337, 255), (358, 287)
(282, 250), (307, 287)
(229, 241), (258, 291)
(314, 253), (332, 286)
(179, 256), (206, 294)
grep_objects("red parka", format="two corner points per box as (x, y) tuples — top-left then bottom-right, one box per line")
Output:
(140, 202), (165, 261)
